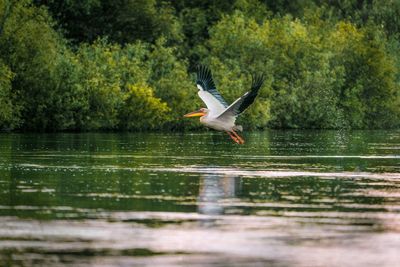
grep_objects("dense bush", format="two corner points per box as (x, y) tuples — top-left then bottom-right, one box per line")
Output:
(74, 39), (197, 131)
(0, 0), (399, 131)
(0, 0), (69, 131)
(119, 84), (169, 130)
(208, 12), (400, 129)
(0, 61), (16, 130)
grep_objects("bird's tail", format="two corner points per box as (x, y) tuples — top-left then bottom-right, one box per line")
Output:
(233, 125), (243, 132)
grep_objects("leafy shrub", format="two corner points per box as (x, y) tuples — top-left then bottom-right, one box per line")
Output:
(208, 12), (400, 129)
(0, 61), (16, 130)
(119, 84), (170, 130)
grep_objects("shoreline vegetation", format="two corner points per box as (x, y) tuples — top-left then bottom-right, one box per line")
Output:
(0, 0), (399, 132)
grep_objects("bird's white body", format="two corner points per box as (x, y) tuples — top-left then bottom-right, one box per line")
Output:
(184, 65), (263, 144)
(200, 113), (235, 131)
(197, 89), (238, 131)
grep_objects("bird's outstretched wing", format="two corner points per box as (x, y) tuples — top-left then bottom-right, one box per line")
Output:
(217, 74), (264, 119)
(196, 65), (229, 117)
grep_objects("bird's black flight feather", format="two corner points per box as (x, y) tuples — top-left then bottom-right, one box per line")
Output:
(236, 73), (265, 114)
(196, 65), (229, 107)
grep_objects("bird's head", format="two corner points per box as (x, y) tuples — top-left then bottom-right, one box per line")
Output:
(183, 108), (208, 118)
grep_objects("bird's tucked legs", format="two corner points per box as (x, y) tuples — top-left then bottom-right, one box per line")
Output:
(226, 131), (241, 144)
(232, 130), (245, 144)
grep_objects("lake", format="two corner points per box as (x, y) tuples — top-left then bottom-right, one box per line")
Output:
(0, 131), (399, 266)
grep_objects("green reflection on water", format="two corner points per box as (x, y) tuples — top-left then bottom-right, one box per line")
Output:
(0, 130), (398, 219)
(0, 130), (400, 266)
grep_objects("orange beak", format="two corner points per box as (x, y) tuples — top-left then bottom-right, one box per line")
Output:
(184, 110), (205, 118)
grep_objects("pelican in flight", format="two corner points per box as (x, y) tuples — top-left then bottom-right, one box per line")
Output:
(184, 65), (264, 144)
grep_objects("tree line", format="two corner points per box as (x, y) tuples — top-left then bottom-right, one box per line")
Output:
(0, 0), (399, 131)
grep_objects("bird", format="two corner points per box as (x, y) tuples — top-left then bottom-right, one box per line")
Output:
(184, 65), (264, 144)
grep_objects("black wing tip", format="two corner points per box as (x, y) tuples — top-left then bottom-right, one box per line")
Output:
(197, 65), (211, 79)
(250, 73), (265, 92)
(236, 73), (264, 114)
(196, 64), (216, 91)
(197, 64), (208, 72)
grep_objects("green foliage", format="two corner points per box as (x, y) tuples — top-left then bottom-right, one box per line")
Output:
(0, 0), (68, 130)
(0, 61), (16, 130)
(49, 50), (89, 131)
(0, 0), (399, 131)
(76, 41), (126, 130)
(34, 0), (183, 44)
(326, 22), (399, 128)
(208, 12), (400, 129)
(0, 0), (194, 131)
(146, 38), (198, 129)
(119, 84), (170, 130)
(74, 39), (197, 131)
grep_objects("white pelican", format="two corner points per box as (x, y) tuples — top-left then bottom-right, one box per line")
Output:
(184, 65), (264, 144)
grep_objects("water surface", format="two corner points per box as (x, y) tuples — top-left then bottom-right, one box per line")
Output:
(0, 131), (399, 266)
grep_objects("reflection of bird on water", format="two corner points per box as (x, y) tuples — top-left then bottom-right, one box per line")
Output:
(184, 65), (264, 144)
(198, 174), (241, 216)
